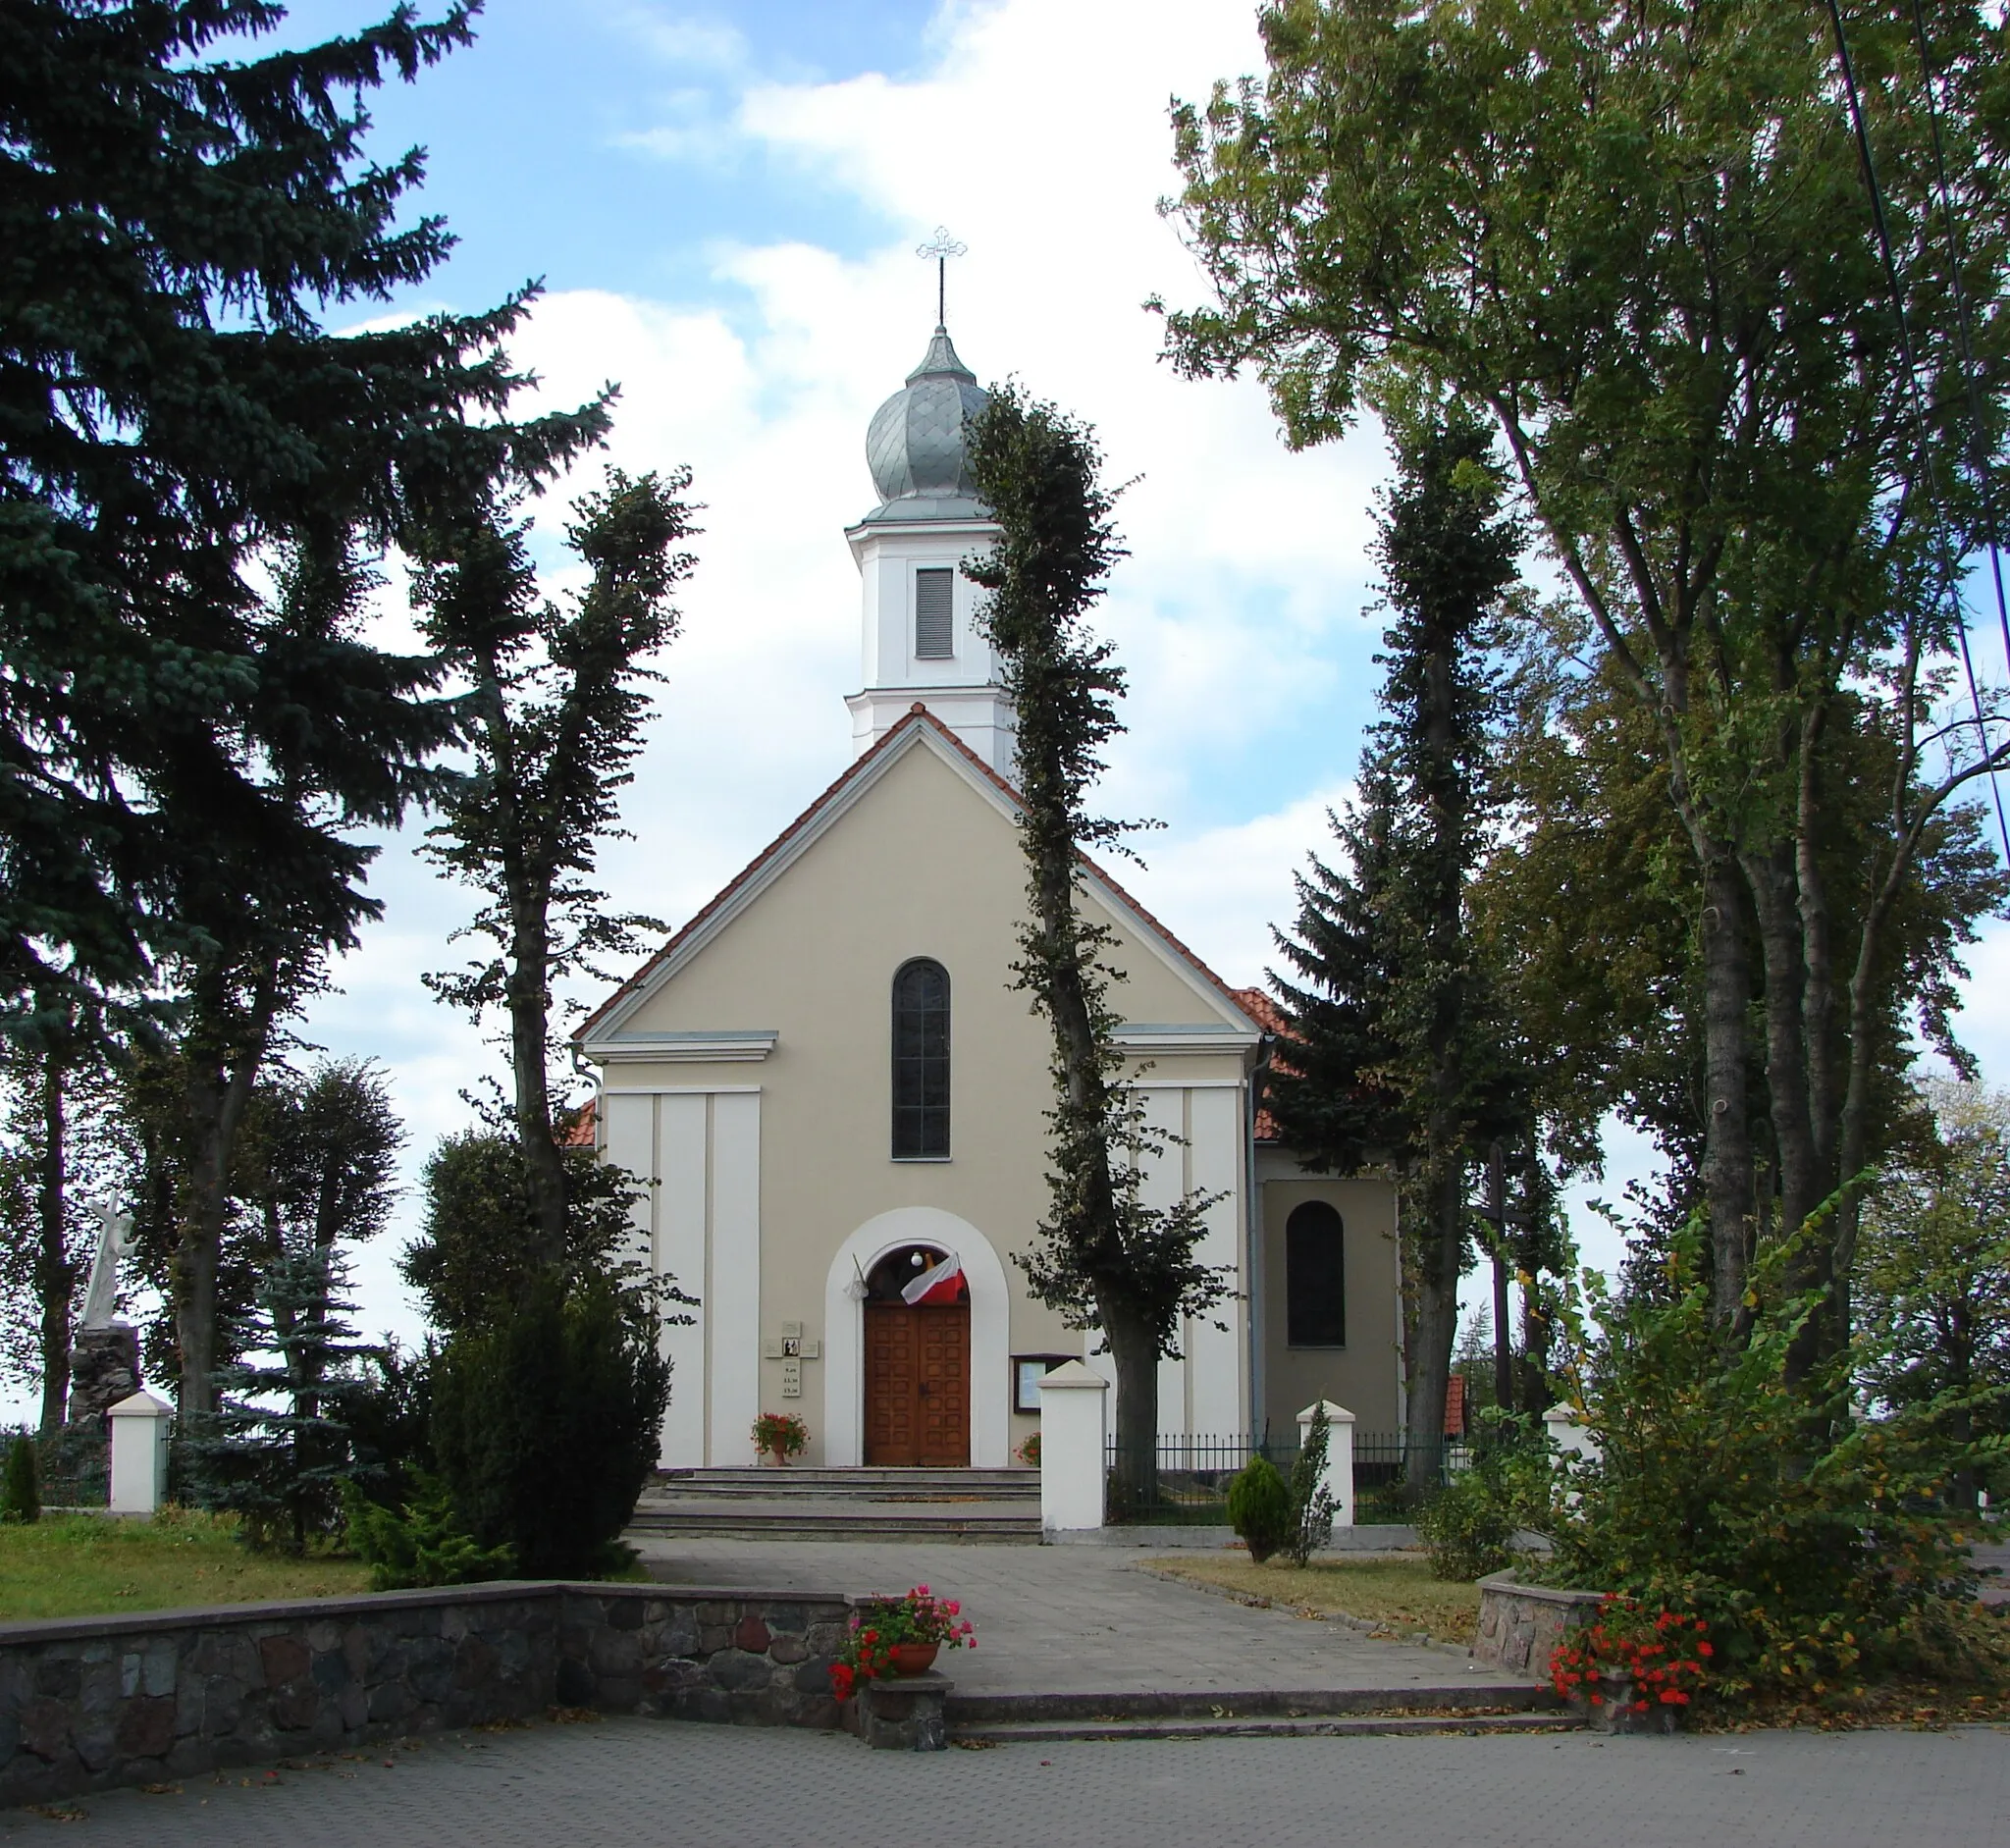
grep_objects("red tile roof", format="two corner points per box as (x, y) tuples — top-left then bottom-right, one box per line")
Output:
(575, 704), (1260, 1042)
(1231, 984), (1293, 1141)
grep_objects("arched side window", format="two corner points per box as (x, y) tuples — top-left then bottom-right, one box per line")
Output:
(891, 958), (950, 1159)
(1285, 1200), (1346, 1347)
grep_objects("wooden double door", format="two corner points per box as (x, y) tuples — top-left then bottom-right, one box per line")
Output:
(864, 1301), (971, 1467)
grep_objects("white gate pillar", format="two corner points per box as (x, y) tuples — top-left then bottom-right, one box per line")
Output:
(1037, 1361), (1110, 1535)
(1543, 1402), (1602, 1467)
(108, 1390), (173, 1515)
(1297, 1399), (1356, 1529)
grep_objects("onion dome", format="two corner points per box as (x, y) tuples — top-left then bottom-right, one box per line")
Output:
(860, 327), (990, 523)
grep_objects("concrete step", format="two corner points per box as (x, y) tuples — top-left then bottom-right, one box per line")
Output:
(626, 1504), (1043, 1543)
(944, 1684), (1575, 1744)
(652, 1468), (1037, 1502)
(952, 1712), (1580, 1743)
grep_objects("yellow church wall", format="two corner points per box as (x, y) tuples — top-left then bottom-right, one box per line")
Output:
(593, 729), (1259, 1465)
(1254, 1162), (1404, 1440)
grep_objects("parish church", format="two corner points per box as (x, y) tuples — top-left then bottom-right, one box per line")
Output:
(575, 315), (1402, 1471)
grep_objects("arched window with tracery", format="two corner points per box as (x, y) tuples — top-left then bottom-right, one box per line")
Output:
(891, 958), (950, 1159)
(1286, 1199), (1346, 1346)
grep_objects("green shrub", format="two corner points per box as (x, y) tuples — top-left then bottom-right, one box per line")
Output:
(1541, 1226), (1992, 1702)
(1, 1434), (40, 1525)
(1227, 1453), (1295, 1564)
(431, 1270), (671, 1578)
(342, 1477), (514, 1590)
(1414, 1469), (1518, 1580)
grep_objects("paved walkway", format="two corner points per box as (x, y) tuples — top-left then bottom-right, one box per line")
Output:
(629, 1535), (1504, 1697)
(21, 1716), (2009, 1847)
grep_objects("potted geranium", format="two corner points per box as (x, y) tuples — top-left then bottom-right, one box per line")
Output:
(1550, 1596), (1712, 1733)
(751, 1411), (809, 1466)
(827, 1585), (977, 1701)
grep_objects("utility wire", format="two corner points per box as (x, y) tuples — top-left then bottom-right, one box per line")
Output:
(1824, 0), (2010, 862)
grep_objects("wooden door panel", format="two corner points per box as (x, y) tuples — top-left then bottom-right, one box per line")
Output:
(865, 1301), (969, 1467)
(865, 1305), (918, 1466)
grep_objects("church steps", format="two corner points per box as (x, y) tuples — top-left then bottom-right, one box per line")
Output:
(648, 1467), (1037, 1503)
(625, 1506), (1042, 1542)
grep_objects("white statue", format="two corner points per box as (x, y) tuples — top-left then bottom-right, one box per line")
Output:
(79, 1204), (136, 1331)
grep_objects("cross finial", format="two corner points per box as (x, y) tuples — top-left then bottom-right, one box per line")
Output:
(916, 226), (967, 328)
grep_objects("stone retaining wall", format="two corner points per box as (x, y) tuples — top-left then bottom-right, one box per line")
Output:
(0, 1581), (848, 1809)
(1471, 1572), (1607, 1677)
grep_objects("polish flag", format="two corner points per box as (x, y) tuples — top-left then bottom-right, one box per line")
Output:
(902, 1253), (964, 1305)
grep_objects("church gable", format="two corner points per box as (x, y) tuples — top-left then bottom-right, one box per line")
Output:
(576, 709), (1260, 1056)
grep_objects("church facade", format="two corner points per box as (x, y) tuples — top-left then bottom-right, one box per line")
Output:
(575, 322), (1402, 1470)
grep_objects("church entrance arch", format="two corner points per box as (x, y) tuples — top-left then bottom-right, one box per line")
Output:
(824, 1208), (1011, 1467)
(862, 1246), (969, 1467)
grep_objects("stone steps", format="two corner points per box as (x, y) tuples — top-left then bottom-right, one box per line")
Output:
(944, 1684), (1577, 1745)
(652, 1467), (1037, 1501)
(952, 1712), (1580, 1744)
(632, 1466), (1043, 1540)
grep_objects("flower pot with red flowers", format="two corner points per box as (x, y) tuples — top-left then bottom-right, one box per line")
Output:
(751, 1411), (808, 1466)
(1549, 1597), (1712, 1733)
(828, 1585), (978, 1702)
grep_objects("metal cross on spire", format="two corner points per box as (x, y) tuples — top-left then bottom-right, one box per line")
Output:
(916, 226), (967, 328)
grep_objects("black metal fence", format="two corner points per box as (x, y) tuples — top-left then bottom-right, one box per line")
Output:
(1105, 1430), (1493, 1525)
(30, 1423), (108, 1509)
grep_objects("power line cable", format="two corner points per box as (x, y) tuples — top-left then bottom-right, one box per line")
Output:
(1823, 0), (2010, 860)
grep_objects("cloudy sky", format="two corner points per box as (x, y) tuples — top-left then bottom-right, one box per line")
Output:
(221, 0), (2010, 1352)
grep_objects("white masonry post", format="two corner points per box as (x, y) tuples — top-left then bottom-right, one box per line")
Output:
(107, 1390), (174, 1515)
(1037, 1361), (1111, 1536)
(1296, 1399), (1356, 1529)
(1542, 1402), (1603, 1467)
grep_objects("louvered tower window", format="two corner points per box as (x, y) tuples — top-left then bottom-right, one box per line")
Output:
(891, 958), (951, 1159)
(1285, 1200), (1347, 1346)
(914, 568), (954, 660)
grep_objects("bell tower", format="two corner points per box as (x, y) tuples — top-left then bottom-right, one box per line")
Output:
(844, 317), (1013, 776)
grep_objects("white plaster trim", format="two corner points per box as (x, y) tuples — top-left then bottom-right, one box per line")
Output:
(600, 1084), (764, 1095)
(1112, 1025), (1263, 1055)
(587, 1030), (777, 1064)
(822, 1206), (1011, 1468)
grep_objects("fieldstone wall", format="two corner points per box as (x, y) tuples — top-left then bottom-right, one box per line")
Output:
(0, 1582), (848, 1809)
(1471, 1571), (1607, 1677)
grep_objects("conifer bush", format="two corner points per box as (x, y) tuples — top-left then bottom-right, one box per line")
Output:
(1227, 1453), (1295, 1564)
(430, 1272), (670, 1578)
(1, 1434), (40, 1525)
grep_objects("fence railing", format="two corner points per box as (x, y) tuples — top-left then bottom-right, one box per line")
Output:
(27, 1423), (109, 1508)
(1105, 1429), (1523, 1526)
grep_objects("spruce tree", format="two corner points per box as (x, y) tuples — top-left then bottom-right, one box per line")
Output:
(1, 1), (608, 1411)
(1269, 415), (1522, 1495)
(964, 384), (1229, 1505)
(189, 1246), (371, 1551)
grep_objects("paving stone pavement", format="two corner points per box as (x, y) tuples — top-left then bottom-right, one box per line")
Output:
(628, 1536), (1503, 1696)
(14, 1715), (2008, 1847)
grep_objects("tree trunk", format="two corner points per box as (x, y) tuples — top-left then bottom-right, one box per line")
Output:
(1404, 1152), (1464, 1497)
(1487, 1141), (1513, 1416)
(1102, 1300), (1160, 1511)
(1742, 841), (1822, 1247)
(506, 897), (567, 1270)
(33, 1049), (74, 1436)
(173, 973), (279, 1418)
(1698, 857), (1757, 1333)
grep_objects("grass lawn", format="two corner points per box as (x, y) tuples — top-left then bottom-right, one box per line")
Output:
(1145, 1553), (1481, 1646)
(0, 1511), (370, 1622)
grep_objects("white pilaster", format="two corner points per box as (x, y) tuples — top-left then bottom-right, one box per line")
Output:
(707, 1092), (762, 1464)
(654, 1094), (710, 1468)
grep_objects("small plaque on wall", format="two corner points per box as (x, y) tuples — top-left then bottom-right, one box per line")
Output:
(1012, 1353), (1076, 1414)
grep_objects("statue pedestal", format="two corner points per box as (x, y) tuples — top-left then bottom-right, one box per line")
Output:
(69, 1325), (141, 1424)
